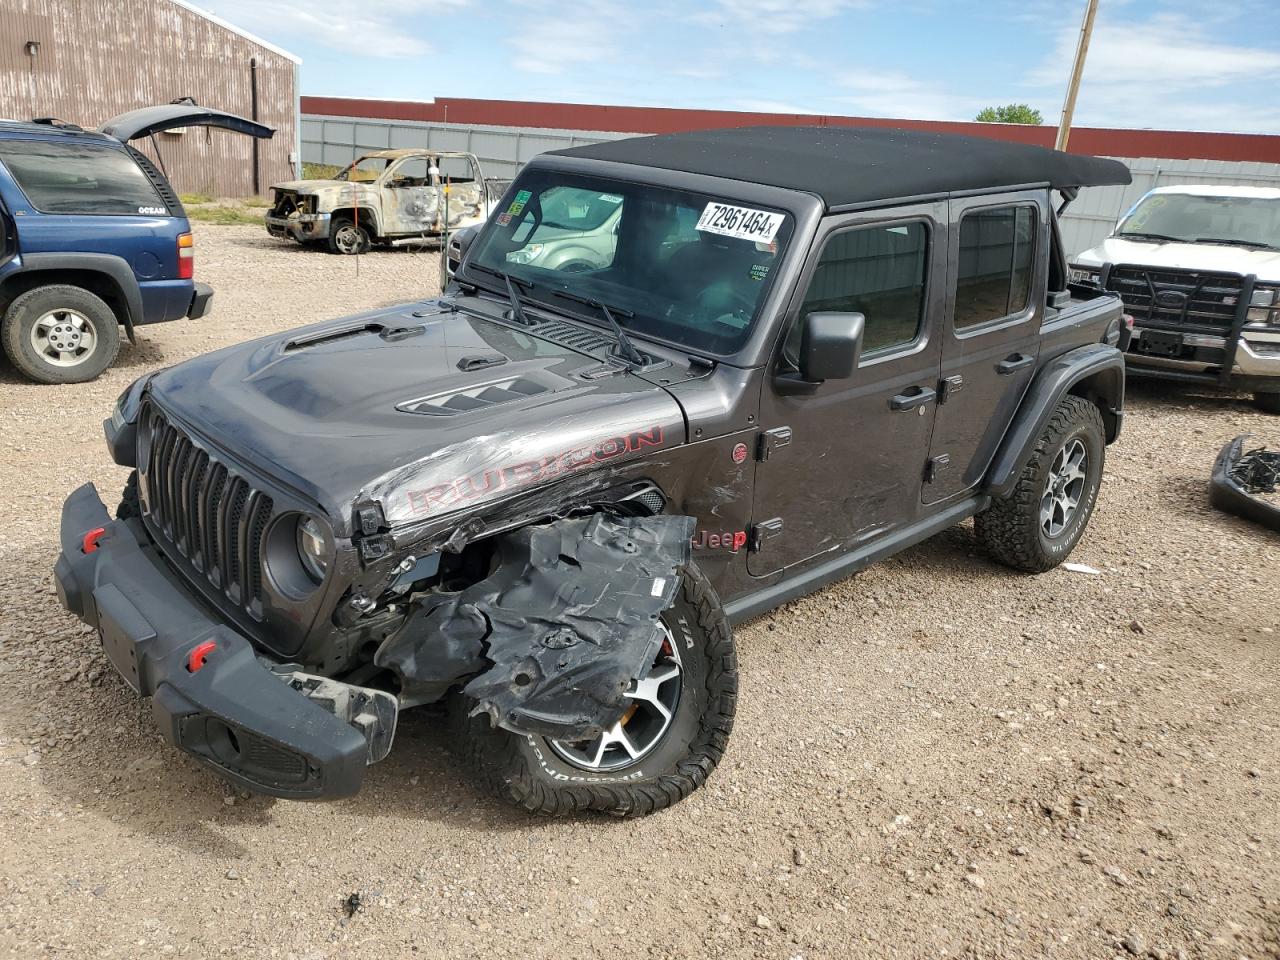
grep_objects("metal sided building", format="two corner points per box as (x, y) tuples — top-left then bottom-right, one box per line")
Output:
(0, 0), (299, 196)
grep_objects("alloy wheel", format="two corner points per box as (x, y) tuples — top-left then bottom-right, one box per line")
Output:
(1041, 437), (1088, 538)
(29, 308), (97, 367)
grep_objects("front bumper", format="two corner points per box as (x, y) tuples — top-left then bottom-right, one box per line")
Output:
(265, 211), (331, 242)
(1125, 324), (1280, 392)
(53, 483), (370, 800)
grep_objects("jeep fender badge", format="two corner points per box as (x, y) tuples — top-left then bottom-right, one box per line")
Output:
(731, 442), (748, 464)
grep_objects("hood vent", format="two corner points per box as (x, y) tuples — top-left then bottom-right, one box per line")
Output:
(397, 375), (549, 417)
(532, 319), (615, 354)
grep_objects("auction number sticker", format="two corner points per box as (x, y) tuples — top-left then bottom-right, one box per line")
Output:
(696, 202), (784, 244)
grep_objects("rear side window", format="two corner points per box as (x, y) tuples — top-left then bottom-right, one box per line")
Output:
(796, 221), (930, 355)
(954, 205), (1036, 329)
(0, 139), (166, 216)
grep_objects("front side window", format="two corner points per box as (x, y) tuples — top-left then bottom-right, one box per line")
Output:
(955, 205), (1037, 329)
(789, 221), (930, 360)
(335, 155), (388, 182)
(0, 139), (165, 216)
(465, 170), (794, 355)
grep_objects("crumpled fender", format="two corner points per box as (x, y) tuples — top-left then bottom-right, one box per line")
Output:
(374, 512), (695, 740)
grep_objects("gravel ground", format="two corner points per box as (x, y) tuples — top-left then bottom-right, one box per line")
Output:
(0, 224), (1276, 959)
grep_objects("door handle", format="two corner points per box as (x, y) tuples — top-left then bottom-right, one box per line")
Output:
(890, 386), (937, 411)
(996, 353), (1034, 375)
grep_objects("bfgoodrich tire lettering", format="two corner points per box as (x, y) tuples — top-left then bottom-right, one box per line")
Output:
(976, 394), (1105, 573)
(448, 559), (738, 817)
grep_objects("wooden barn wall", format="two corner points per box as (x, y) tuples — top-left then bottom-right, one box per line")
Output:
(0, 0), (296, 196)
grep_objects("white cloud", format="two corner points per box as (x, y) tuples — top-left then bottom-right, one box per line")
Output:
(193, 0), (467, 58)
(832, 70), (992, 122)
(1029, 13), (1280, 132)
(504, 0), (624, 75)
(694, 0), (869, 33)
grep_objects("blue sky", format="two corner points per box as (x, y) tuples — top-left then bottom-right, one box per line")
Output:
(199, 0), (1280, 133)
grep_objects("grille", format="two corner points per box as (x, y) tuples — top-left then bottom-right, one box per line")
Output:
(141, 405), (274, 618)
(1106, 266), (1245, 333)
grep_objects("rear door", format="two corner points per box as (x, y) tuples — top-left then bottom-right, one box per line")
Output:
(923, 190), (1047, 503)
(749, 202), (947, 576)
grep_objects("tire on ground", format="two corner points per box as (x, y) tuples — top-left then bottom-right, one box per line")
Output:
(1253, 391), (1280, 415)
(327, 217), (371, 255)
(448, 558), (738, 817)
(975, 393), (1106, 573)
(1, 284), (121, 384)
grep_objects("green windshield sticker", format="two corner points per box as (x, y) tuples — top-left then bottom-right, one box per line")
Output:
(507, 189), (533, 217)
(749, 264), (770, 281)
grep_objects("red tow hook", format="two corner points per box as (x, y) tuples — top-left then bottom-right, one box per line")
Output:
(187, 640), (217, 674)
(81, 527), (107, 554)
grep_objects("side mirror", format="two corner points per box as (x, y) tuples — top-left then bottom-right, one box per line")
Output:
(778, 312), (864, 393)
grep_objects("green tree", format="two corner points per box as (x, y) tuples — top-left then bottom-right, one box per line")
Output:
(975, 104), (1044, 125)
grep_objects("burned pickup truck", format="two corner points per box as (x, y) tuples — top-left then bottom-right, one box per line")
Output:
(266, 149), (510, 254)
(55, 127), (1130, 817)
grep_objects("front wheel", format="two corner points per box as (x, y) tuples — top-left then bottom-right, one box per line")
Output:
(1253, 391), (1280, 415)
(327, 217), (371, 255)
(449, 560), (738, 817)
(975, 394), (1106, 573)
(1, 284), (121, 384)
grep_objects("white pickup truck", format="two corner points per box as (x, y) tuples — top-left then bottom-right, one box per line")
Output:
(1070, 185), (1280, 412)
(266, 149), (511, 255)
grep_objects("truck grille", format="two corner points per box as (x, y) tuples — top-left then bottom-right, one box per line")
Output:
(140, 405), (274, 619)
(1106, 266), (1245, 333)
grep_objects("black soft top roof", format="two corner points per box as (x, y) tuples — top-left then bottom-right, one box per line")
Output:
(549, 126), (1132, 207)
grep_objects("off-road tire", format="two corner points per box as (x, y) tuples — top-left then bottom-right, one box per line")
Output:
(1253, 391), (1280, 415)
(1, 284), (121, 384)
(447, 559), (738, 817)
(327, 217), (371, 255)
(116, 471), (141, 520)
(975, 394), (1105, 573)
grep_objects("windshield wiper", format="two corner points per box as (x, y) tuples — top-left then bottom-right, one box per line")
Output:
(551, 290), (647, 367)
(1115, 231), (1184, 243)
(1194, 237), (1280, 251)
(468, 263), (534, 326)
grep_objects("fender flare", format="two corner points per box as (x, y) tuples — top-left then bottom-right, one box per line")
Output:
(3, 252), (143, 341)
(985, 343), (1125, 498)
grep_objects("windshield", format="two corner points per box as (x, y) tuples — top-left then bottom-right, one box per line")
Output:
(1117, 192), (1280, 249)
(335, 156), (388, 182)
(464, 170), (794, 355)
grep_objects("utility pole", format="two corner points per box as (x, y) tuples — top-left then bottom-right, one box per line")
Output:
(1055, 0), (1099, 151)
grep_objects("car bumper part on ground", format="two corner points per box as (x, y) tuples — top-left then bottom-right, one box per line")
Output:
(266, 212), (331, 242)
(1210, 435), (1280, 532)
(187, 282), (213, 320)
(53, 483), (371, 800)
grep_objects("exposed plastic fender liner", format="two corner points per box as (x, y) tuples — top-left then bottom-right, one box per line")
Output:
(985, 344), (1124, 499)
(373, 512), (695, 741)
(1209, 435), (1280, 532)
(99, 104), (275, 142)
(5, 252), (143, 341)
(724, 496), (987, 625)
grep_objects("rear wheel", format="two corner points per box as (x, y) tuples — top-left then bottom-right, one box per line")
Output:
(975, 394), (1105, 572)
(327, 217), (370, 255)
(1253, 391), (1280, 415)
(1, 284), (120, 384)
(449, 560), (737, 817)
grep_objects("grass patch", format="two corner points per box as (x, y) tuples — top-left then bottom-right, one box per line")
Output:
(179, 192), (216, 205)
(302, 161), (344, 180)
(185, 205), (265, 226)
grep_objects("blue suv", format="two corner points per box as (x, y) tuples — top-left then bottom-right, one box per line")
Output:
(0, 104), (272, 383)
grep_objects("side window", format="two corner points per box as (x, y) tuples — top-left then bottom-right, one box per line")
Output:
(0, 139), (166, 216)
(954, 205), (1037, 329)
(794, 220), (929, 358)
(388, 157), (430, 186)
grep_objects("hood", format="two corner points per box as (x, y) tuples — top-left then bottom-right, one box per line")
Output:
(1075, 237), (1280, 283)
(145, 302), (687, 532)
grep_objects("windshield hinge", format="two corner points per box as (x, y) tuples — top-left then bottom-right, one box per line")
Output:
(757, 426), (793, 461)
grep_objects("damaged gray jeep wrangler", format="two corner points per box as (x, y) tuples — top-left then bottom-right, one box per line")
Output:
(55, 128), (1131, 817)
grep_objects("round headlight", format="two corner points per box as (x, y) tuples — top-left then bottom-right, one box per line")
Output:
(296, 515), (329, 583)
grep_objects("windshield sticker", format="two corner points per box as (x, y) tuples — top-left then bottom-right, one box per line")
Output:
(599, 193), (623, 204)
(749, 264), (770, 282)
(506, 189), (532, 217)
(496, 212), (513, 226)
(696, 202), (784, 244)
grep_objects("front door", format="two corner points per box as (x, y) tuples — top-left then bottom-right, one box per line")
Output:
(380, 155), (438, 236)
(923, 191), (1047, 503)
(749, 203), (948, 577)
